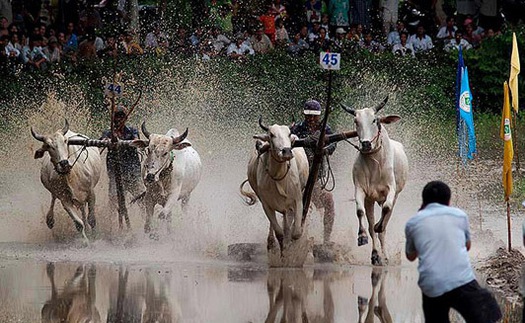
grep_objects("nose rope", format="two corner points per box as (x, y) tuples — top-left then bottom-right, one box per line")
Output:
(269, 148), (290, 164)
(344, 127), (382, 154)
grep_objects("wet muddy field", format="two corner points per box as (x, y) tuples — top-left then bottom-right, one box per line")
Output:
(1, 96), (524, 322)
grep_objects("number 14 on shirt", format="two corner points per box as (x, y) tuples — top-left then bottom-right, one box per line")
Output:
(319, 52), (341, 70)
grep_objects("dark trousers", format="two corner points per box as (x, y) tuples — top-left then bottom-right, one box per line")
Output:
(423, 280), (502, 323)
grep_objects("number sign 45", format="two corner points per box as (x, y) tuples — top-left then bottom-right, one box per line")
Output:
(319, 52), (341, 70)
(104, 83), (123, 97)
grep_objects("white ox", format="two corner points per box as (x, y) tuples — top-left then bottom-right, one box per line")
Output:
(130, 122), (202, 233)
(240, 118), (309, 256)
(342, 97), (408, 265)
(31, 120), (102, 242)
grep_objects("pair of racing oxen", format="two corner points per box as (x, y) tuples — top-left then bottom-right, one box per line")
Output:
(31, 96), (407, 266)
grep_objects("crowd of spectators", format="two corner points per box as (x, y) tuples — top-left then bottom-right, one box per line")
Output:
(0, 0), (514, 74)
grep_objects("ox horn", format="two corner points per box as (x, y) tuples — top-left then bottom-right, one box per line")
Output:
(373, 96), (389, 113)
(31, 127), (45, 142)
(340, 103), (356, 116)
(172, 128), (188, 144)
(258, 116), (269, 132)
(61, 119), (69, 135)
(141, 121), (151, 139)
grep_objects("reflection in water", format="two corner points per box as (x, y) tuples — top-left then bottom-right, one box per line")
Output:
(265, 270), (310, 323)
(357, 268), (392, 323)
(106, 267), (175, 323)
(0, 260), (426, 322)
(41, 262), (102, 323)
(264, 268), (394, 323)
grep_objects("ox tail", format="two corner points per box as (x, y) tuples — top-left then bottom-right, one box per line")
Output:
(240, 179), (258, 206)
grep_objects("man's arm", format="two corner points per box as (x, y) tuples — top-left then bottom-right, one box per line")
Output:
(405, 221), (418, 261)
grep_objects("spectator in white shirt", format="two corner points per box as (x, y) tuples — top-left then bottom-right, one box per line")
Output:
(227, 34), (254, 61)
(409, 24), (434, 53)
(436, 16), (457, 45)
(392, 31), (415, 57)
(444, 30), (473, 52)
(387, 20), (406, 46)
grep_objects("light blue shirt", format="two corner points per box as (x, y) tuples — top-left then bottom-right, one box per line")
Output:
(405, 203), (475, 297)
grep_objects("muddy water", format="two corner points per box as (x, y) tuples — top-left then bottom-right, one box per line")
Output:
(0, 257), (424, 323)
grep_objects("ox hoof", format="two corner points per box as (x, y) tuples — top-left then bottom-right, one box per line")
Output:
(371, 250), (382, 266)
(46, 217), (55, 229)
(357, 235), (368, 246)
(373, 222), (384, 233)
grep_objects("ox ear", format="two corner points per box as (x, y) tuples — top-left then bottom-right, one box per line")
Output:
(173, 142), (191, 150)
(130, 139), (149, 149)
(253, 134), (270, 142)
(379, 115), (401, 124)
(34, 148), (46, 159)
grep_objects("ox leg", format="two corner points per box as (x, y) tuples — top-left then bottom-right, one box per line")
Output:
(366, 200), (382, 266)
(374, 187), (396, 234)
(159, 185), (182, 233)
(355, 188), (368, 246)
(263, 204), (284, 252)
(87, 191), (96, 230)
(144, 196), (155, 234)
(61, 200), (88, 243)
(181, 194), (190, 212)
(375, 194), (397, 265)
(80, 205), (87, 228)
(267, 225), (278, 252)
(46, 196), (56, 229)
(291, 201), (303, 240)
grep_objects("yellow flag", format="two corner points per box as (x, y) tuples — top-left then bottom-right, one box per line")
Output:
(510, 33), (520, 113)
(501, 82), (513, 200)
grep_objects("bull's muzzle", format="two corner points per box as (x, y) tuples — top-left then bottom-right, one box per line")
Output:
(56, 160), (72, 174)
(281, 147), (293, 160)
(360, 141), (372, 152)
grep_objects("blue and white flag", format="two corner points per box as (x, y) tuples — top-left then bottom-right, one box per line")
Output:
(458, 66), (477, 160)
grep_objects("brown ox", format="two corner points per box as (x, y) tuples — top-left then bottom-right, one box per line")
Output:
(240, 118), (309, 259)
(31, 120), (102, 242)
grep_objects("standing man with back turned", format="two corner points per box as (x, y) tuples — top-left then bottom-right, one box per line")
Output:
(405, 180), (501, 323)
(291, 99), (336, 244)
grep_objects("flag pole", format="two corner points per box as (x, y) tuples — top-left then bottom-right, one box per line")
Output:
(511, 109), (520, 176)
(506, 199), (512, 251)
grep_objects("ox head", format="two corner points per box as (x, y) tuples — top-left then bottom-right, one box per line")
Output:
(31, 119), (72, 175)
(253, 117), (296, 162)
(341, 96), (401, 153)
(130, 122), (191, 184)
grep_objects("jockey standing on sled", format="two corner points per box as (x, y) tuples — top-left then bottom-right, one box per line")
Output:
(100, 105), (145, 206)
(291, 99), (337, 244)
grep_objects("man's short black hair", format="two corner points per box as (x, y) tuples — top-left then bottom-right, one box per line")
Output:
(421, 180), (451, 209)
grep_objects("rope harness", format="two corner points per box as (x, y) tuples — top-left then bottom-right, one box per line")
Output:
(65, 134), (90, 170)
(259, 148), (291, 181)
